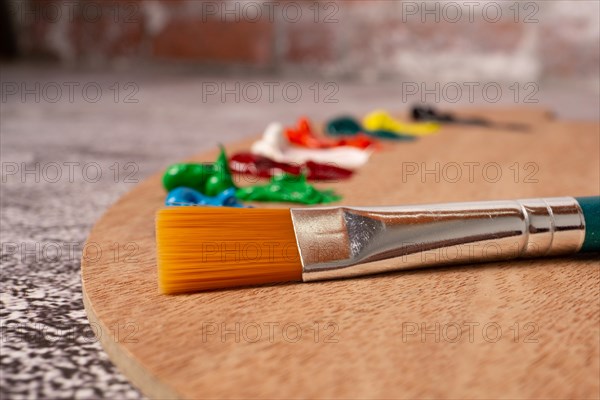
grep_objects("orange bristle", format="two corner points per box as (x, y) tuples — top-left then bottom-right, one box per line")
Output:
(156, 207), (303, 294)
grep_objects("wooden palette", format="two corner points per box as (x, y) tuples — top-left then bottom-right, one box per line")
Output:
(82, 108), (600, 399)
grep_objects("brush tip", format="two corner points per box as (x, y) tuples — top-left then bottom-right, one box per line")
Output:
(156, 207), (303, 294)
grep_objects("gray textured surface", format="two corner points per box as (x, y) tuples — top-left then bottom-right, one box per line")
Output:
(1, 64), (599, 399)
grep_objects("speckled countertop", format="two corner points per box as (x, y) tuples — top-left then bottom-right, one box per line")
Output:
(1, 64), (598, 399)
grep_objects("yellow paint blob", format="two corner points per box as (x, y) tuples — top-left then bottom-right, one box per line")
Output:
(363, 110), (440, 136)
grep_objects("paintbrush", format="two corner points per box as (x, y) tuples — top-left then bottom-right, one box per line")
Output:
(156, 196), (599, 294)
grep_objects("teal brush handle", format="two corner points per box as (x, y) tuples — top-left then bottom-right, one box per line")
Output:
(576, 196), (600, 252)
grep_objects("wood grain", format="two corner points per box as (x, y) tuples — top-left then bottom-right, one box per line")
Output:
(82, 107), (600, 399)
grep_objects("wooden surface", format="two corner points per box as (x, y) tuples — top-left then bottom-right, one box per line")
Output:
(82, 108), (600, 399)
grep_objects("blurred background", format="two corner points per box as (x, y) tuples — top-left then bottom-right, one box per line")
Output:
(1, 1), (599, 399)
(3, 0), (599, 85)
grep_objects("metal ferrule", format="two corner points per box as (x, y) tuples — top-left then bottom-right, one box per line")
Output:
(290, 197), (586, 282)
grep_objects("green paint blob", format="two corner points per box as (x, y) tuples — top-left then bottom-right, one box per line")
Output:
(162, 146), (236, 196)
(236, 174), (341, 205)
(326, 116), (363, 135)
(204, 145), (236, 196)
(162, 163), (214, 192)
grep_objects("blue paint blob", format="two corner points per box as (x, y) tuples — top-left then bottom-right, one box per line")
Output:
(165, 187), (246, 208)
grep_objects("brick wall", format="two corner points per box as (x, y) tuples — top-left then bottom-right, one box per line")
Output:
(8, 0), (600, 83)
